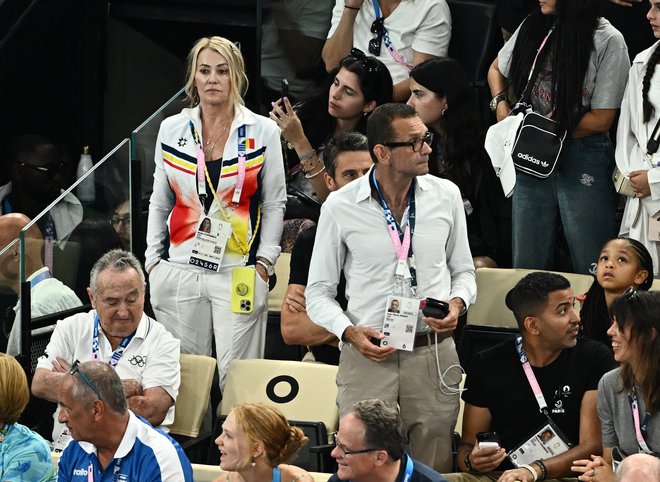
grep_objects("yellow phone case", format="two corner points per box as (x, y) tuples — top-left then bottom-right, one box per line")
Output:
(231, 267), (256, 314)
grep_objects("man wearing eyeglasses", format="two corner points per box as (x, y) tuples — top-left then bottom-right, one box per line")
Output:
(32, 249), (180, 449)
(1, 134), (82, 243)
(57, 360), (193, 481)
(307, 103), (476, 472)
(330, 399), (448, 482)
(110, 199), (131, 250)
(322, 0), (451, 102)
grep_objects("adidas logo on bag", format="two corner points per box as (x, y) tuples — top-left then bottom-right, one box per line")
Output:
(517, 152), (543, 166)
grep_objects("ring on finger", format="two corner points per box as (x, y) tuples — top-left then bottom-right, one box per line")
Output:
(592, 468), (596, 476)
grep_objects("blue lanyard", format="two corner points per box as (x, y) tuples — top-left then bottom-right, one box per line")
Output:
(92, 315), (135, 368)
(402, 454), (413, 482)
(1, 197), (11, 214)
(272, 466), (281, 482)
(348, 453), (412, 482)
(371, 169), (417, 288)
(371, 0), (413, 70)
(30, 270), (52, 288)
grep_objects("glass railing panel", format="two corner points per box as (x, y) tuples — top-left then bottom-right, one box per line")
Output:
(131, 87), (186, 202)
(11, 138), (130, 357)
(0, 238), (20, 353)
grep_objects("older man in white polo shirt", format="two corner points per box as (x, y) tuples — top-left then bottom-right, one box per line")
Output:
(32, 249), (180, 447)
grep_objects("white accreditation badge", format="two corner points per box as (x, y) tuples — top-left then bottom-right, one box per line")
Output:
(508, 422), (571, 467)
(648, 214), (660, 241)
(188, 216), (232, 271)
(380, 294), (420, 351)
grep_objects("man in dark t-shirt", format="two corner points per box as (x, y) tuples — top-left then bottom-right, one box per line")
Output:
(281, 132), (372, 364)
(446, 272), (615, 482)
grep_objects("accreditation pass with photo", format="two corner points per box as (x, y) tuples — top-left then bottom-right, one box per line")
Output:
(189, 216), (232, 271)
(380, 295), (419, 351)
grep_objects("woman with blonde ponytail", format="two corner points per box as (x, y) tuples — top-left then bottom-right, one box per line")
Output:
(213, 403), (313, 482)
(615, 3), (660, 277)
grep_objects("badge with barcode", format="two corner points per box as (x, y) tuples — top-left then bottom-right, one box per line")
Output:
(380, 295), (420, 351)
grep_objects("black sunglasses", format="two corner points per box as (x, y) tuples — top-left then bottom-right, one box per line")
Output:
(383, 131), (434, 153)
(18, 162), (65, 175)
(622, 286), (638, 302)
(345, 48), (383, 73)
(69, 359), (103, 401)
(369, 17), (385, 56)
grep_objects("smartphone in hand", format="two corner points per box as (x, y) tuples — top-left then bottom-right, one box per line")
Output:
(476, 431), (500, 450)
(280, 79), (289, 113)
(420, 297), (449, 319)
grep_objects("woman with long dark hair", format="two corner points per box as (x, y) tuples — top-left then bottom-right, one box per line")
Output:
(270, 49), (392, 202)
(572, 289), (660, 482)
(409, 57), (512, 268)
(487, 0), (630, 274)
(615, 2), (660, 277)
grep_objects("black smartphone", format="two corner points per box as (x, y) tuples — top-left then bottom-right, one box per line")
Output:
(476, 431), (500, 449)
(280, 79), (289, 113)
(421, 297), (449, 319)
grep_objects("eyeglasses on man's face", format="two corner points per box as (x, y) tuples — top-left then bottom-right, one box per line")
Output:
(110, 215), (131, 228)
(382, 131), (434, 153)
(333, 433), (380, 457)
(69, 359), (103, 401)
(18, 162), (65, 176)
(369, 17), (385, 55)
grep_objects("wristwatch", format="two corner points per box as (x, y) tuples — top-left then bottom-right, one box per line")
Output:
(256, 258), (275, 277)
(489, 92), (508, 112)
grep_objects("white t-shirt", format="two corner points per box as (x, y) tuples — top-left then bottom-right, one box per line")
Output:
(36, 310), (180, 441)
(327, 0), (451, 84)
(7, 267), (83, 356)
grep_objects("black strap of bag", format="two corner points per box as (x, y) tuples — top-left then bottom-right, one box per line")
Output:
(646, 116), (660, 157)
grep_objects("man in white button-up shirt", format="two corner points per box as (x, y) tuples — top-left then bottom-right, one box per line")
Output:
(306, 103), (476, 472)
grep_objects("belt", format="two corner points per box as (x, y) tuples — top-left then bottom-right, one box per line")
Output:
(413, 332), (451, 348)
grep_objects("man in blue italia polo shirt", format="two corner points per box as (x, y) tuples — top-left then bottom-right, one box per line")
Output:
(57, 361), (193, 481)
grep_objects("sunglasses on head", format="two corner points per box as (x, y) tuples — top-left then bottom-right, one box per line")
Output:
(345, 48), (383, 73)
(69, 359), (103, 401)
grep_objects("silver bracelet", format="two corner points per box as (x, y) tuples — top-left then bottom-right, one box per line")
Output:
(305, 166), (326, 179)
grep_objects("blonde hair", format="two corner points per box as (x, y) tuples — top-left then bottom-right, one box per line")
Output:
(184, 36), (248, 108)
(0, 353), (29, 424)
(231, 403), (308, 466)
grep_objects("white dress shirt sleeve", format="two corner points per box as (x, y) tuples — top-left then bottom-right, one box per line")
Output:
(305, 203), (353, 340)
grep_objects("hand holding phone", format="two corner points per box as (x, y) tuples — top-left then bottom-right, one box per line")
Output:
(420, 297), (449, 319)
(476, 431), (500, 450)
(280, 79), (289, 113)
